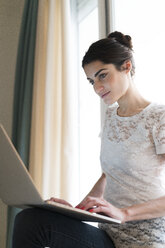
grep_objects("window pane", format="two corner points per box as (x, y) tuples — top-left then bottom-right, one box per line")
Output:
(78, 7), (101, 199)
(114, 0), (165, 103)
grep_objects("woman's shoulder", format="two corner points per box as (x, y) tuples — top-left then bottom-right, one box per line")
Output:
(146, 103), (165, 124)
(150, 102), (165, 110)
(148, 102), (165, 116)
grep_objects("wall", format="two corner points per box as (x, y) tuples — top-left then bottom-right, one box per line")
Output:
(0, 0), (24, 246)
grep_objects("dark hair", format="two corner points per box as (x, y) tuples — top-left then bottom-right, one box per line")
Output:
(82, 31), (135, 76)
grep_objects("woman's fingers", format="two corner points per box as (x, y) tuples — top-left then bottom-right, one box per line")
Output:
(76, 196), (126, 222)
(44, 196), (124, 220)
(91, 203), (126, 222)
(89, 205), (110, 216)
(76, 196), (106, 211)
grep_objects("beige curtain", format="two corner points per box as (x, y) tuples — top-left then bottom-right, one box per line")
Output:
(29, 0), (48, 196)
(29, 0), (79, 206)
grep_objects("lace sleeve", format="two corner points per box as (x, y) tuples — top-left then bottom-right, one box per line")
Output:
(153, 112), (165, 154)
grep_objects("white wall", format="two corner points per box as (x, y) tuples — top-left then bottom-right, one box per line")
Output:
(0, 0), (24, 246)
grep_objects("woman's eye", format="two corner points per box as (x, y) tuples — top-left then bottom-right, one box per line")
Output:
(99, 73), (107, 79)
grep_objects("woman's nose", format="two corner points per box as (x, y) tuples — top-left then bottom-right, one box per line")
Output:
(94, 81), (104, 95)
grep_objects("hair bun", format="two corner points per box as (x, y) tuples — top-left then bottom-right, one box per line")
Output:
(108, 31), (133, 50)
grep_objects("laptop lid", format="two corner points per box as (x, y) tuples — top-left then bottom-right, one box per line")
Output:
(0, 124), (43, 206)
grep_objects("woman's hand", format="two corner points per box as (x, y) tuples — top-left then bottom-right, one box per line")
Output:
(76, 196), (126, 223)
(45, 197), (73, 207)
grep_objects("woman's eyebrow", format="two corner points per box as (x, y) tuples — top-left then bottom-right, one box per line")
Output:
(94, 68), (107, 77)
(87, 68), (107, 81)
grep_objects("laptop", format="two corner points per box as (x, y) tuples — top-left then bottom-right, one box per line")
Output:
(0, 124), (121, 224)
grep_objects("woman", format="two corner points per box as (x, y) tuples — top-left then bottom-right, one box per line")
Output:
(13, 31), (165, 248)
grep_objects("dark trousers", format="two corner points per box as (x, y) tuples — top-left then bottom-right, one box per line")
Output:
(12, 208), (115, 248)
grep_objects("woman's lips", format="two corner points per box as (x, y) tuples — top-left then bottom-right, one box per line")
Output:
(101, 91), (111, 98)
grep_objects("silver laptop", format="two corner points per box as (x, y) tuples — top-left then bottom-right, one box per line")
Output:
(0, 124), (121, 224)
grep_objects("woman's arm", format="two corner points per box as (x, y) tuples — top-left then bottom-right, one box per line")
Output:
(123, 195), (165, 222)
(76, 173), (106, 208)
(79, 195), (165, 223)
(86, 172), (106, 198)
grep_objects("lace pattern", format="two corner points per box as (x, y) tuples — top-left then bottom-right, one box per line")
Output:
(99, 217), (165, 248)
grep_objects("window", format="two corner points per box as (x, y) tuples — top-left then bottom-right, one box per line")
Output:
(114, 0), (165, 103)
(77, 0), (101, 199)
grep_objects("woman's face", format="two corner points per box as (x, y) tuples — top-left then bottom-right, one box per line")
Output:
(83, 60), (131, 105)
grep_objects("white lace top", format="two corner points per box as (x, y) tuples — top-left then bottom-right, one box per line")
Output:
(99, 103), (165, 248)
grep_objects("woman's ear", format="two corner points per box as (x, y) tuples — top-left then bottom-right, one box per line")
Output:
(121, 60), (132, 74)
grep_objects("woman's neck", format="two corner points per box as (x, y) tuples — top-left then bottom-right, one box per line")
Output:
(117, 83), (150, 117)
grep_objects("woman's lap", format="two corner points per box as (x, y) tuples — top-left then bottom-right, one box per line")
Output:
(12, 208), (115, 248)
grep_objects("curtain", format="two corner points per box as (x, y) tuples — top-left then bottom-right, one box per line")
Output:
(29, 0), (49, 195)
(6, 1), (39, 247)
(29, 0), (79, 205)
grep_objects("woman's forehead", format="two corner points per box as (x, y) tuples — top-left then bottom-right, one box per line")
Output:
(84, 61), (115, 77)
